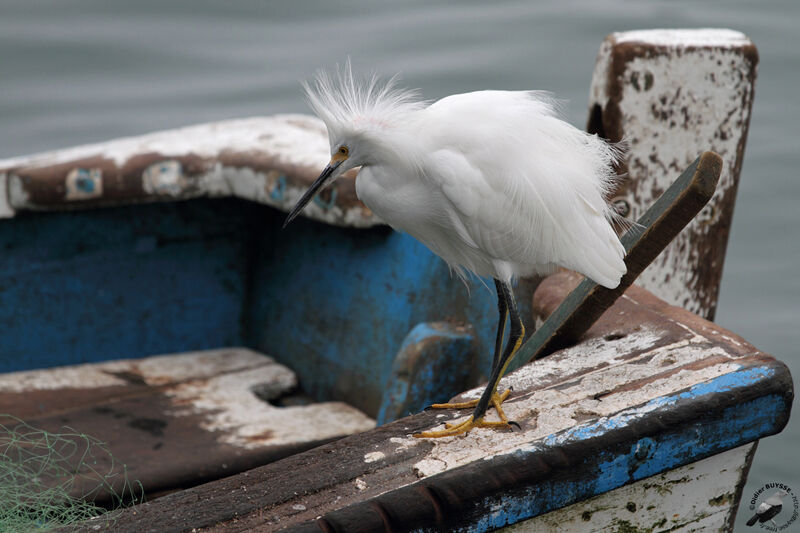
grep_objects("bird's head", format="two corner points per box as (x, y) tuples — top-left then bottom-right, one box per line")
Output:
(283, 61), (426, 228)
(282, 139), (363, 228)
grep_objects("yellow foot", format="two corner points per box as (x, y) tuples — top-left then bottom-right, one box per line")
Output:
(414, 389), (514, 438)
(428, 388), (511, 412)
(413, 415), (514, 438)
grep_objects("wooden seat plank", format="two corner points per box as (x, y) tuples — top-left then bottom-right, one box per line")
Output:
(1, 348), (374, 504)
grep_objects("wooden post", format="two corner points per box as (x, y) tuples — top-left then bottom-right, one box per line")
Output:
(587, 29), (758, 320)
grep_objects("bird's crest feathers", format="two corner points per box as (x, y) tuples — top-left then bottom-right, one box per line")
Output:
(303, 60), (428, 137)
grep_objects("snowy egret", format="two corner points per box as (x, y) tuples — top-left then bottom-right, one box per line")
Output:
(284, 66), (627, 438)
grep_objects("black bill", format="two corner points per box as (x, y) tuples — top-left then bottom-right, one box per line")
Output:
(283, 160), (342, 228)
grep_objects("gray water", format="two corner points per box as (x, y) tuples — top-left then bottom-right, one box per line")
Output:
(1, 1), (797, 530)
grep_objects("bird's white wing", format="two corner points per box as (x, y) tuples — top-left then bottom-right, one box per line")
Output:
(422, 91), (626, 288)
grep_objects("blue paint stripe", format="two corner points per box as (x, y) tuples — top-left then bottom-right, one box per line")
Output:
(461, 393), (788, 532)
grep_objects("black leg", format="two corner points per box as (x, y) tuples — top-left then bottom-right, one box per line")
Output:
(413, 280), (526, 437)
(492, 278), (509, 374)
(472, 280), (524, 421)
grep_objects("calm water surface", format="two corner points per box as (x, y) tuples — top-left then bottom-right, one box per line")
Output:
(1, 1), (797, 529)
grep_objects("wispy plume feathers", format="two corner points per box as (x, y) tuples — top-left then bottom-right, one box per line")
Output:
(302, 59), (427, 137)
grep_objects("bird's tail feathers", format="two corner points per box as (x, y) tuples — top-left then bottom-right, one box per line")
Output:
(593, 135), (642, 239)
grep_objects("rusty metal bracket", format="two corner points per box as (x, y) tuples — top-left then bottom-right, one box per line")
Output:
(513, 151), (722, 368)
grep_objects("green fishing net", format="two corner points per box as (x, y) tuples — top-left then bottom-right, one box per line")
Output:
(0, 416), (143, 531)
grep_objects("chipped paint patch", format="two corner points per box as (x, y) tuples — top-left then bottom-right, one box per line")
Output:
(0, 348), (375, 449)
(500, 443), (754, 532)
(198, 164), (379, 228)
(364, 451), (385, 463)
(0, 362), (128, 392)
(143, 349), (293, 386)
(165, 366), (374, 448)
(142, 160), (184, 196)
(496, 325), (665, 396)
(0, 348), (274, 392)
(0, 174), (12, 218)
(408, 324), (746, 478)
(589, 29), (757, 319)
(414, 458), (447, 478)
(615, 28), (750, 47)
(65, 167), (103, 200)
(0, 115), (384, 228)
(390, 436), (421, 454)
(6, 175), (29, 210)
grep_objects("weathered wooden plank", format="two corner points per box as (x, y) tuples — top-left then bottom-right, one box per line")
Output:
(0, 116), (378, 228)
(588, 29), (758, 319)
(1, 348), (374, 505)
(71, 279), (792, 532)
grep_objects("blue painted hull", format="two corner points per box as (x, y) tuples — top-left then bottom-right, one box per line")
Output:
(1, 198), (526, 417)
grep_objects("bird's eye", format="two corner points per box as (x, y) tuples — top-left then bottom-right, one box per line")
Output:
(338, 146), (349, 157)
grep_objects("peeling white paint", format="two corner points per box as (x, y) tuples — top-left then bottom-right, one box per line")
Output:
(590, 29), (756, 318)
(669, 318), (713, 344)
(0, 363), (128, 392)
(720, 333), (744, 348)
(414, 458), (447, 478)
(364, 451), (385, 463)
(7, 175), (29, 211)
(129, 348), (281, 386)
(407, 323), (743, 478)
(0, 115), (384, 228)
(501, 443), (754, 532)
(0, 348), (375, 449)
(615, 28), (750, 47)
(0, 174), (12, 218)
(142, 160), (184, 196)
(203, 166), (378, 228)
(496, 325), (666, 395)
(165, 366), (374, 448)
(390, 436), (421, 454)
(0, 348), (282, 392)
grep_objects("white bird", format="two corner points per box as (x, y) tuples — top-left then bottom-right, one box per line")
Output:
(284, 65), (627, 438)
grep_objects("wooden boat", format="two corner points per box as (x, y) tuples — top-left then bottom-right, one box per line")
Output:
(0, 29), (790, 532)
